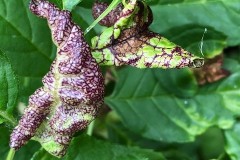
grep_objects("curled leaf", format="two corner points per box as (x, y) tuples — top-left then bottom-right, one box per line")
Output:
(10, 0), (104, 157)
(91, 0), (204, 69)
(193, 54), (230, 85)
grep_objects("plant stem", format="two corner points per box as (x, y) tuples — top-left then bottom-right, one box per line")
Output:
(6, 148), (15, 160)
(84, 0), (122, 35)
(87, 120), (95, 136)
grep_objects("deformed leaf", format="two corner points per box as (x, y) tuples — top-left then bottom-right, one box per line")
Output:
(32, 134), (165, 160)
(0, 51), (18, 125)
(10, 0), (104, 158)
(91, 1), (204, 69)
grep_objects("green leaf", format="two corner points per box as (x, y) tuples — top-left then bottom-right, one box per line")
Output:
(63, 0), (82, 11)
(0, 51), (18, 125)
(225, 123), (240, 160)
(149, 0), (240, 46)
(49, 0), (63, 9)
(0, 0), (55, 77)
(0, 0), (57, 107)
(0, 126), (11, 159)
(162, 25), (227, 58)
(0, 126), (41, 160)
(32, 134), (165, 160)
(18, 76), (42, 104)
(105, 58), (240, 142)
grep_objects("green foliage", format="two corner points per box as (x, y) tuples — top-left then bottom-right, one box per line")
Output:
(225, 123), (240, 160)
(63, 0), (82, 11)
(149, 0), (240, 46)
(0, 0), (240, 159)
(32, 134), (165, 160)
(0, 126), (41, 160)
(0, 51), (18, 125)
(105, 61), (240, 142)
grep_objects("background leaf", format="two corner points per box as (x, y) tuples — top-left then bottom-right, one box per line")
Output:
(105, 56), (240, 142)
(0, 0), (240, 159)
(0, 51), (18, 125)
(63, 0), (82, 11)
(162, 25), (227, 58)
(32, 134), (165, 160)
(0, 126), (41, 160)
(0, 0), (57, 106)
(0, 0), (55, 77)
(149, 0), (240, 46)
(225, 123), (240, 160)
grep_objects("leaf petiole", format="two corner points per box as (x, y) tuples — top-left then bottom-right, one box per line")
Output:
(6, 148), (15, 160)
(87, 120), (95, 136)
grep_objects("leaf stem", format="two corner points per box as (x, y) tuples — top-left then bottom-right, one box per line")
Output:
(87, 120), (95, 136)
(6, 148), (15, 160)
(84, 0), (122, 35)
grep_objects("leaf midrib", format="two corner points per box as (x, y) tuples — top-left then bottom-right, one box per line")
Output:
(0, 14), (52, 63)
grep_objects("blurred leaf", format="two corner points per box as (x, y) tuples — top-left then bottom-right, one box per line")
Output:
(0, 51), (18, 125)
(0, 0), (55, 77)
(32, 134), (165, 160)
(196, 127), (225, 160)
(18, 76), (42, 104)
(32, 148), (59, 160)
(0, 126), (11, 159)
(105, 55), (240, 142)
(0, 126), (41, 160)
(149, 0), (240, 46)
(48, 0), (63, 9)
(225, 123), (240, 160)
(65, 135), (165, 160)
(63, 0), (82, 11)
